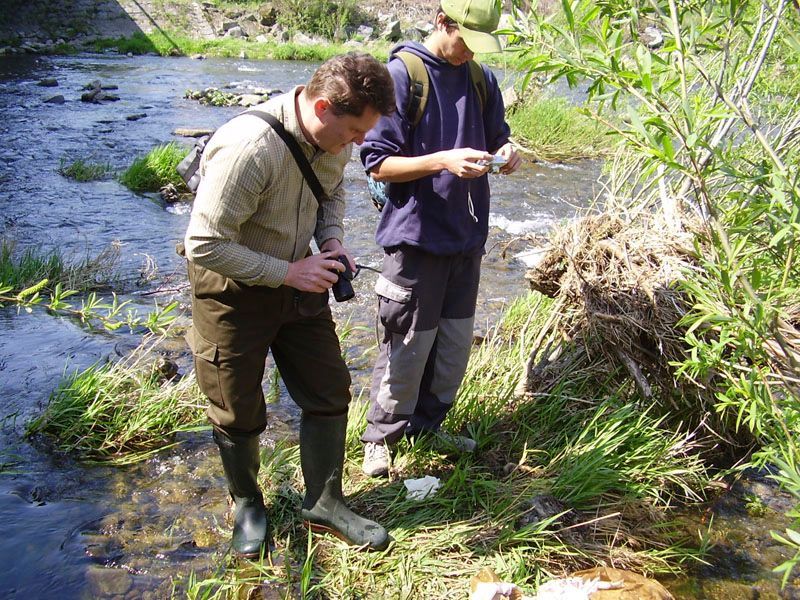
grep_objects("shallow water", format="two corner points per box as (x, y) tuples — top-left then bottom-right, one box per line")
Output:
(0, 52), (794, 598)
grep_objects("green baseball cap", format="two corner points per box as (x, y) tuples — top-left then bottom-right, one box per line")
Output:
(441, 0), (502, 53)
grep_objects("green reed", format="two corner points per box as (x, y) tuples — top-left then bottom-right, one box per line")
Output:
(119, 142), (189, 193)
(57, 157), (112, 182)
(27, 338), (206, 464)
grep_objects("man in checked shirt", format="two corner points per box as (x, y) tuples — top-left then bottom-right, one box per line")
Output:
(183, 53), (395, 558)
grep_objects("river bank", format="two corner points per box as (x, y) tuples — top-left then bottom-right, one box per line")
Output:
(0, 0), (439, 56)
(1, 1), (798, 598)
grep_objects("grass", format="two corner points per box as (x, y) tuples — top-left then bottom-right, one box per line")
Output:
(57, 157), (112, 181)
(88, 30), (388, 62)
(506, 95), (616, 162)
(119, 142), (189, 193)
(26, 337), (206, 465)
(0, 239), (120, 293)
(176, 292), (711, 598)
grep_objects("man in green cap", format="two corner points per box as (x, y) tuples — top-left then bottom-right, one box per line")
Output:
(360, 1), (522, 477)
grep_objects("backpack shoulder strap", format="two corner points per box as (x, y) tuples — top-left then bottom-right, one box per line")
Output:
(246, 110), (327, 205)
(395, 50), (429, 128)
(467, 60), (488, 114)
(395, 52), (488, 127)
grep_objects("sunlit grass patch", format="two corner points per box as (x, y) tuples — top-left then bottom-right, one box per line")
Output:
(88, 30), (388, 62)
(119, 142), (189, 193)
(507, 95), (615, 162)
(26, 338), (206, 464)
(57, 157), (112, 182)
(177, 292), (710, 598)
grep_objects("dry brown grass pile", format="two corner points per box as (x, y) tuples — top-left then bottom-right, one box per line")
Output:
(522, 212), (699, 404)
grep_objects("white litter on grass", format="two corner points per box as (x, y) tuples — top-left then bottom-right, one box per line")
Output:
(468, 575), (622, 600)
(403, 475), (441, 501)
(470, 581), (531, 600)
(535, 576), (621, 599)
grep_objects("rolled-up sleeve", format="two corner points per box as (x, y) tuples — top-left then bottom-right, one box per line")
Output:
(360, 60), (409, 174)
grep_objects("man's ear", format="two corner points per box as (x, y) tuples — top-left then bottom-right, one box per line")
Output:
(313, 97), (331, 120)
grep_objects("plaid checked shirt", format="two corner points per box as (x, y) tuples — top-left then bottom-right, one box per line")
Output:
(184, 86), (350, 287)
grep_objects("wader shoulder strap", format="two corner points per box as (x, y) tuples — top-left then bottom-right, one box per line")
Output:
(247, 110), (327, 205)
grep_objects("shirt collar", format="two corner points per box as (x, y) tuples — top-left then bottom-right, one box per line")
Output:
(279, 86), (317, 151)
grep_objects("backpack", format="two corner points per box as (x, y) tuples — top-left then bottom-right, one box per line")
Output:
(176, 135), (208, 193)
(396, 50), (487, 128)
(367, 51), (488, 211)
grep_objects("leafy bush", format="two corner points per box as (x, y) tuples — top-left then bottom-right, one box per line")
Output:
(272, 0), (370, 39)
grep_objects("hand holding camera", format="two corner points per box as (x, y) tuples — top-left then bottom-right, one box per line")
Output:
(331, 255), (356, 302)
(478, 154), (508, 173)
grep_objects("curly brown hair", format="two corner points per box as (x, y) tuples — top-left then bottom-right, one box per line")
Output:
(306, 52), (396, 117)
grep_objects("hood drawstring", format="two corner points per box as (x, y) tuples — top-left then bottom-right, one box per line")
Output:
(467, 190), (478, 223)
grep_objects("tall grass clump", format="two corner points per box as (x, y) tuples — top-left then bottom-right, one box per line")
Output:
(509, 0), (799, 581)
(0, 239), (120, 293)
(119, 142), (188, 193)
(57, 157), (112, 182)
(506, 95), (614, 161)
(27, 338), (206, 464)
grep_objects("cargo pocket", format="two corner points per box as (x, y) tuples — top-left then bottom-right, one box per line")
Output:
(186, 326), (225, 410)
(296, 290), (330, 317)
(375, 274), (414, 334)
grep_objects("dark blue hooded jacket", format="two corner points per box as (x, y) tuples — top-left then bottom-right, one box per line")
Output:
(360, 42), (511, 256)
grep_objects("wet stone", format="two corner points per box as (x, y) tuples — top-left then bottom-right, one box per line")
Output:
(86, 565), (133, 596)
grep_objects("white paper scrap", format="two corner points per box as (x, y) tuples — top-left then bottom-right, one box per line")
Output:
(403, 475), (441, 501)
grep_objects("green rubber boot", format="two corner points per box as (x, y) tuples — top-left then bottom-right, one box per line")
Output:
(213, 428), (270, 559)
(299, 413), (390, 551)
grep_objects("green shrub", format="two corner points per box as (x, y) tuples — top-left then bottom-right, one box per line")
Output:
(272, 0), (369, 39)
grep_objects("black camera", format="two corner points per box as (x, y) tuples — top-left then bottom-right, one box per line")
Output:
(331, 256), (355, 302)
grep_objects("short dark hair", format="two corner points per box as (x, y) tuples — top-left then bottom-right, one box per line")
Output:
(436, 6), (457, 27)
(306, 52), (395, 117)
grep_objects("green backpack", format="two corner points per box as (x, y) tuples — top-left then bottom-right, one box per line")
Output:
(395, 50), (488, 127)
(367, 51), (489, 211)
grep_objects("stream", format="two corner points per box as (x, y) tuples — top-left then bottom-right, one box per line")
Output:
(0, 52), (796, 599)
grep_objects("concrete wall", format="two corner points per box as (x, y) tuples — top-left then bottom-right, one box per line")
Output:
(0, 0), (214, 45)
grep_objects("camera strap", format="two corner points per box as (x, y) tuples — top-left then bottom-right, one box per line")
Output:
(247, 110), (328, 206)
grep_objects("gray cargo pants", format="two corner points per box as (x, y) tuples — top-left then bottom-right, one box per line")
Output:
(361, 246), (480, 445)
